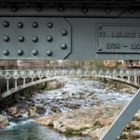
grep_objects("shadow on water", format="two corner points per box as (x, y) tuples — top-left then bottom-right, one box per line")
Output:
(0, 121), (92, 140)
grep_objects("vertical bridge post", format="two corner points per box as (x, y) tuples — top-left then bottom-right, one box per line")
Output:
(6, 78), (9, 92)
(15, 78), (17, 90)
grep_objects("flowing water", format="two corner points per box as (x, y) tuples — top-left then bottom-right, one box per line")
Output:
(32, 78), (134, 115)
(0, 78), (135, 140)
(0, 120), (92, 140)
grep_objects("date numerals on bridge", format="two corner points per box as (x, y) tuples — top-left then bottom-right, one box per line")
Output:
(97, 25), (140, 54)
(106, 43), (140, 50)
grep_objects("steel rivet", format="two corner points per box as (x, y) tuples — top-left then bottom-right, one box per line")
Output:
(25, 2), (31, 7)
(3, 50), (9, 56)
(61, 29), (68, 36)
(120, 3), (125, 7)
(47, 36), (53, 42)
(129, 9), (135, 14)
(3, 36), (10, 42)
(11, 7), (18, 12)
(17, 22), (24, 28)
(60, 43), (67, 49)
(35, 6), (43, 12)
(17, 49), (24, 56)
(57, 6), (65, 12)
(32, 22), (38, 28)
(81, 7), (88, 14)
(105, 8), (111, 14)
(46, 50), (52, 56)
(18, 36), (24, 42)
(1, 2), (6, 7)
(3, 21), (9, 28)
(32, 50), (38, 56)
(32, 36), (38, 42)
(47, 22), (53, 28)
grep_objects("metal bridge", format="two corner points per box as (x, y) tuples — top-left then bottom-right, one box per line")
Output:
(0, 0), (140, 140)
(0, 68), (140, 99)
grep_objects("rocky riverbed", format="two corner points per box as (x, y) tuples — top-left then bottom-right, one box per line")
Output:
(0, 78), (138, 140)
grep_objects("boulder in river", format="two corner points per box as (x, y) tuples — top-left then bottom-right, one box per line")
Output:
(36, 114), (62, 127)
(35, 104), (124, 139)
(28, 108), (39, 117)
(36, 105), (46, 114)
(0, 115), (9, 128)
(46, 80), (64, 90)
(8, 104), (29, 118)
(8, 106), (20, 117)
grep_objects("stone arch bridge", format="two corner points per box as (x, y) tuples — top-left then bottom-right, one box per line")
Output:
(0, 68), (140, 100)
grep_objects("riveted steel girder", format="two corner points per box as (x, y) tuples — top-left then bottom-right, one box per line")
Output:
(1, 16), (140, 60)
(0, 17), (71, 60)
(0, 4), (139, 60)
(0, 0), (139, 8)
(0, 2), (140, 140)
(0, 5), (138, 60)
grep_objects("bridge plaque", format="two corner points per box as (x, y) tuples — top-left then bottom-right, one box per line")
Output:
(97, 25), (140, 54)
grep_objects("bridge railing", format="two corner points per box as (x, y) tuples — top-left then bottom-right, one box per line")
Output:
(1, 68), (140, 77)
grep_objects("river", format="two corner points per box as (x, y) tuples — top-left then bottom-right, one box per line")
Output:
(0, 78), (136, 140)
(0, 119), (92, 140)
